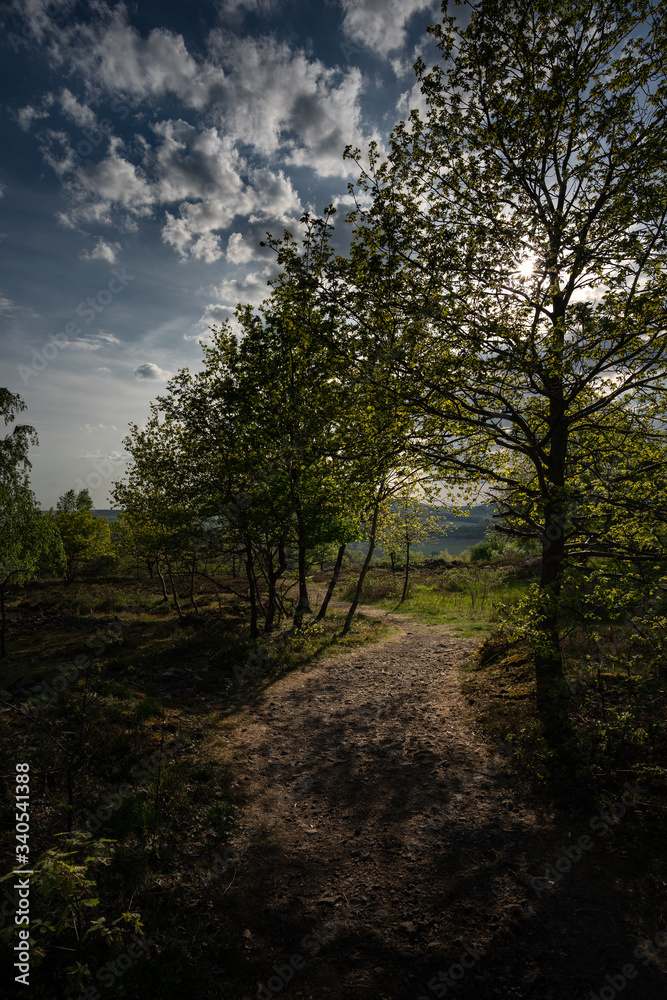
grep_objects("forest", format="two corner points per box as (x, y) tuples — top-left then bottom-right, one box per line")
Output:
(2, 1), (667, 997)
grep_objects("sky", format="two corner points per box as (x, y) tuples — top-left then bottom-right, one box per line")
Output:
(0, 0), (447, 509)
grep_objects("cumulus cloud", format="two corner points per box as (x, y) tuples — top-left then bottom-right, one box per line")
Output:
(43, 133), (155, 225)
(133, 362), (171, 380)
(46, 5), (224, 108)
(214, 270), (273, 306)
(339, 0), (436, 58)
(155, 124), (301, 260)
(15, 1), (379, 261)
(79, 237), (121, 264)
(207, 33), (367, 176)
(25, 3), (370, 176)
(41, 116), (302, 255)
(196, 303), (236, 330)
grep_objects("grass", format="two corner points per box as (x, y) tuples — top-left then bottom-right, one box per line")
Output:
(338, 561), (532, 637)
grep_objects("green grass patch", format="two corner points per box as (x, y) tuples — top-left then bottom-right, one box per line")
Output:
(339, 563), (532, 637)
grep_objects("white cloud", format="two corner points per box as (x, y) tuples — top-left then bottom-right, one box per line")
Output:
(208, 267), (274, 308)
(17, 103), (52, 132)
(45, 134), (155, 225)
(208, 33), (368, 176)
(197, 303), (235, 330)
(81, 422), (107, 432)
(0, 294), (16, 314)
(42, 115), (302, 256)
(396, 76), (430, 121)
(59, 88), (97, 128)
(68, 333), (122, 350)
(16, 2), (379, 258)
(155, 124), (301, 260)
(133, 362), (172, 380)
(49, 6), (224, 108)
(340, 0), (436, 58)
(79, 238), (121, 264)
(33, 3), (370, 177)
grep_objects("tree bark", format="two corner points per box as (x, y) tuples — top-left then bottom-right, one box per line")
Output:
(263, 543), (287, 633)
(316, 544), (346, 621)
(164, 553), (184, 619)
(244, 536), (259, 639)
(400, 537), (411, 603)
(189, 549), (199, 612)
(0, 583), (6, 659)
(156, 553), (169, 601)
(535, 292), (569, 731)
(342, 500), (381, 635)
(293, 536), (312, 630)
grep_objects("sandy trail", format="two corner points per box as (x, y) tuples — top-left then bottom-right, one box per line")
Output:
(207, 600), (664, 1000)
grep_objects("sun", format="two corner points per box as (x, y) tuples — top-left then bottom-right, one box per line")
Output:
(519, 256), (535, 279)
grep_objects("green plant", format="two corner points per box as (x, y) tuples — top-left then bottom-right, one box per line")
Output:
(1, 832), (143, 995)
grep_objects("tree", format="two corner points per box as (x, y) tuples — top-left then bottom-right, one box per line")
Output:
(57, 488), (94, 514)
(152, 300), (370, 633)
(0, 388), (37, 485)
(377, 492), (444, 602)
(110, 411), (201, 617)
(0, 390), (65, 656)
(53, 494), (113, 582)
(0, 482), (65, 657)
(321, 0), (667, 717)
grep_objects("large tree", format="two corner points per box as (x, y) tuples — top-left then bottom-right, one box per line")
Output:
(0, 390), (65, 656)
(52, 493), (113, 583)
(314, 0), (667, 713)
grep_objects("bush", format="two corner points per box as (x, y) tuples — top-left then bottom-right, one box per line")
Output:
(469, 533), (524, 561)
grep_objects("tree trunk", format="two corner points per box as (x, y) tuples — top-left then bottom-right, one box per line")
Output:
(316, 544), (346, 621)
(264, 543), (287, 633)
(189, 550), (199, 612)
(245, 537), (259, 638)
(535, 505), (566, 714)
(293, 537), (311, 630)
(400, 537), (411, 603)
(535, 341), (569, 736)
(156, 553), (169, 601)
(0, 583), (6, 659)
(342, 501), (381, 635)
(164, 553), (184, 619)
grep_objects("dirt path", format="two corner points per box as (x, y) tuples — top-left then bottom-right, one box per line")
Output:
(208, 600), (665, 1000)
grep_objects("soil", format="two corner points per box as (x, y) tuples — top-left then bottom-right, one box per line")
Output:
(209, 598), (667, 1000)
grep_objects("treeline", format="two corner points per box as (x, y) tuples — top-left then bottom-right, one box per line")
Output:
(109, 294), (452, 636)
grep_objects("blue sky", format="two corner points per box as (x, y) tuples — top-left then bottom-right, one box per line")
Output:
(0, 0), (445, 508)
